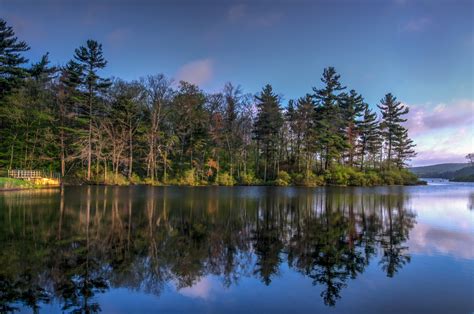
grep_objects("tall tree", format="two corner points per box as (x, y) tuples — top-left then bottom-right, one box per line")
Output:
(68, 40), (110, 180)
(295, 94), (317, 176)
(222, 82), (243, 178)
(393, 128), (416, 168)
(253, 84), (283, 181)
(0, 18), (30, 98)
(313, 67), (347, 170)
(340, 89), (365, 166)
(141, 74), (174, 183)
(108, 79), (145, 179)
(377, 93), (409, 168)
(357, 105), (381, 170)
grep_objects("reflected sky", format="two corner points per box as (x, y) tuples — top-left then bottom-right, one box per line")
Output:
(2, 184), (473, 313)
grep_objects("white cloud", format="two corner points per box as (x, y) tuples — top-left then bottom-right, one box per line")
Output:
(175, 58), (214, 86)
(177, 277), (213, 300)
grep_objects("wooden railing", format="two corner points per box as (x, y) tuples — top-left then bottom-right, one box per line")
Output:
(7, 169), (61, 180)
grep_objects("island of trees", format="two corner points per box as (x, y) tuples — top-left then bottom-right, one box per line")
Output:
(0, 18), (418, 187)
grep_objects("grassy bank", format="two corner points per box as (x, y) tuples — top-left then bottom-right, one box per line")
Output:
(0, 177), (60, 190)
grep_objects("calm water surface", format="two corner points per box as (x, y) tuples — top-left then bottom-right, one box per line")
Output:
(1, 183), (473, 313)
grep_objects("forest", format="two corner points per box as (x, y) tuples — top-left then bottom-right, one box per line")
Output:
(0, 18), (418, 186)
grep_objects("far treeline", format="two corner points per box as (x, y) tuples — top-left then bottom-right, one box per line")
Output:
(0, 18), (418, 186)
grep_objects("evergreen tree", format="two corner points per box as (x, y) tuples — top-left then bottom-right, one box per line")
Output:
(393, 128), (416, 168)
(0, 18), (30, 98)
(68, 40), (110, 180)
(253, 84), (283, 181)
(358, 105), (381, 170)
(295, 94), (317, 176)
(313, 67), (347, 170)
(340, 89), (365, 166)
(377, 93), (409, 168)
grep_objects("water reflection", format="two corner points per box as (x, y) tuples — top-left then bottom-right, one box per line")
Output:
(0, 186), (418, 312)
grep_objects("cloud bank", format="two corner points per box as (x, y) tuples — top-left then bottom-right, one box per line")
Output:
(404, 99), (473, 166)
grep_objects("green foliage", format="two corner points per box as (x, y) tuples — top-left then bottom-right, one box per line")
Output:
(364, 171), (383, 186)
(176, 169), (197, 186)
(325, 165), (351, 186)
(380, 169), (418, 185)
(240, 172), (260, 185)
(130, 173), (142, 185)
(348, 170), (367, 186)
(399, 169), (419, 185)
(274, 171), (291, 186)
(217, 172), (235, 186)
(292, 172), (324, 187)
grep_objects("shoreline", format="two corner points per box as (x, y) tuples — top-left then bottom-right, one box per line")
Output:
(0, 181), (428, 192)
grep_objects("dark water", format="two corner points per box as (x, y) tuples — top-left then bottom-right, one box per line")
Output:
(1, 183), (473, 314)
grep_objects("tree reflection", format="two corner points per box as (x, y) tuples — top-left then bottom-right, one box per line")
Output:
(0, 186), (416, 312)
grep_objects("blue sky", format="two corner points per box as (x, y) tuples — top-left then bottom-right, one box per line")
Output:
(1, 0), (473, 166)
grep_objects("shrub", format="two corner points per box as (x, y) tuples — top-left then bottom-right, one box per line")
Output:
(348, 169), (366, 186)
(292, 172), (324, 186)
(130, 173), (142, 184)
(325, 165), (350, 185)
(381, 170), (403, 185)
(240, 172), (259, 185)
(364, 171), (383, 186)
(178, 168), (197, 186)
(107, 173), (129, 186)
(399, 169), (419, 185)
(217, 172), (235, 186)
(274, 171), (291, 186)
(144, 177), (162, 186)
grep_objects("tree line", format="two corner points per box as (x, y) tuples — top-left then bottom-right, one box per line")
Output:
(0, 19), (417, 186)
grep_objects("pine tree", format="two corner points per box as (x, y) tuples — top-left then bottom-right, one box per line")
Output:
(358, 105), (381, 170)
(295, 94), (317, 176)
(313, 67), (347, 170)
(393, 128), (416, 168)
(377, 93), (409, 168)
(253, 84), (283, 181)
(0, 18), (30, 98)
(68, 40), (110, 180)
(340, 89), (365, 166)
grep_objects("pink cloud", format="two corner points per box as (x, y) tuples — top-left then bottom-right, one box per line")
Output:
(404, 99), (474, 136)
(411, 150), (468, 166)
(176, 58), (214, 86)
(409, 223), (474, 260)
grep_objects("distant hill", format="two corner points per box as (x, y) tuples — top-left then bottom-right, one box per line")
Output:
(409, 163), (470, 179)
(450, 166), (474, 182)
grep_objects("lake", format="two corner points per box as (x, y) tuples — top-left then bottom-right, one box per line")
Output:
(1, 183), (473, 313)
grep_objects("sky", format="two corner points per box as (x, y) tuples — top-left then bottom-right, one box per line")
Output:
(1, 0), (473, 166)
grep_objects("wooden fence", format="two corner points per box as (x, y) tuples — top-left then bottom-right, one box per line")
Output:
(7, 169), (61, 181)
